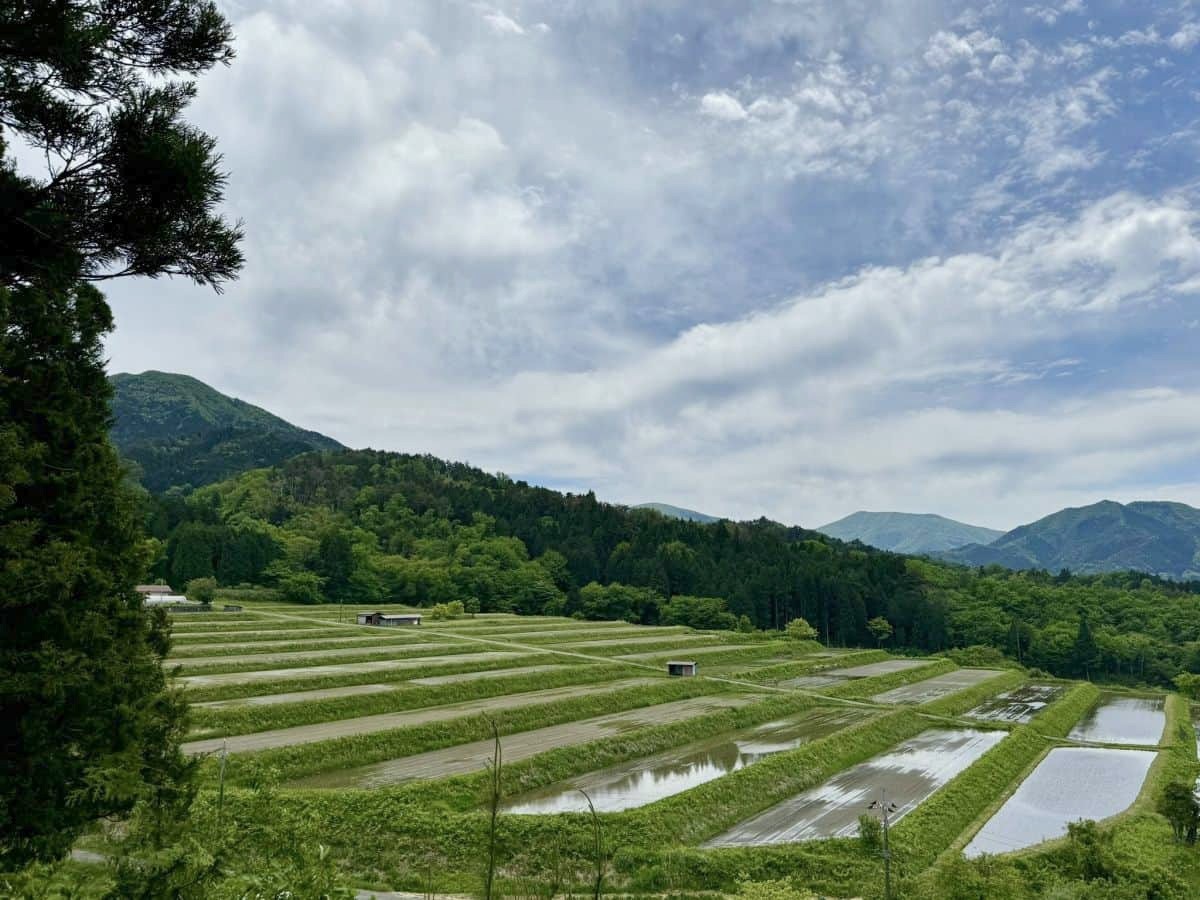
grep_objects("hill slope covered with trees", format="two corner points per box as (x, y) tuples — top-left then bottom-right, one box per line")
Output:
(145, 449), (1200, 685)
(110, 371), (343, 492)
(942, 500), (1200, 580)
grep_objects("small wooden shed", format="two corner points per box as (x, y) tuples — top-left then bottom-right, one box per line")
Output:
(358, 612), (422, 627)
(666, 660), (698, 677)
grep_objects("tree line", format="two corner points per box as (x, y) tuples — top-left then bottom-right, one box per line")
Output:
(144, 449), (1200, 685)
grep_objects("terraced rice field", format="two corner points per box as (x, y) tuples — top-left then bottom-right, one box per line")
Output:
(166, 603), (1179, 895)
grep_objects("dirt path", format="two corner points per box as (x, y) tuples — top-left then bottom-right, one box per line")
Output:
(183, 677), (660, 755)
(289, 693), (763, 788)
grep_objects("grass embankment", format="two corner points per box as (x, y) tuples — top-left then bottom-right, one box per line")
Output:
(896, 681), (1098, 870)
(910, 689), (1200, 899)
(221, 664), (1018, 893)
(171, 626), (371, 643)
(180, 651), (560, 703)
(170, 641), (490, 676)
(209, 677), (726, 786)
(188, 662), (639, 737)
(169, 633), (435, 658)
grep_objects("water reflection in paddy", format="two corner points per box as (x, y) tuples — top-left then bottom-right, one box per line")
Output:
(1067, 693), (1165, 746)
(705, 728), (1005, 847)
(965, 683), (1063, 724)
(964, 746), (1155, 857)
(502, 707), (866, 814)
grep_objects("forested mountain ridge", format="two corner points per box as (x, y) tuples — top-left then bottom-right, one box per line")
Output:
(110, 371), (343, 492)
(941, 500), (1200, 580)
(817, 510), (1004, 554)
(147, 448), (1200, 684)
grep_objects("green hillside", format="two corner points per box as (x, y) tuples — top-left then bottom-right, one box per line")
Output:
(109, 371), (343, 492)
(942, 500), (1200, 579)
(146, 448), (1200, 685)
(633, 502), (721, 523)
(817, 510), (1003, 554)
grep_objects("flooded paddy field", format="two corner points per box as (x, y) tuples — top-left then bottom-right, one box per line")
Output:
(176, 650), (542, 687)
(290, 693), (763, 788)
(1067, 693), (1166, 746)
(964, 746), (1156, 856)
(965, 683), (1064, 723)
(183, 677), (660, 754)
(778, 658), (929, 689)
(872, 669), (1005, 705)
(705, 728), (1005, 847)
(502, 706), (869, 814)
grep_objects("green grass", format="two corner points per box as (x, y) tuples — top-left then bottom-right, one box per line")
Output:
(179, 651), (559, 703)
(168, 634), (435, 658)
(170, 641), (488, 676)
(211, 665), (1020, 894)
(187, 662), (639, 737)
(211, 678), (725, 786)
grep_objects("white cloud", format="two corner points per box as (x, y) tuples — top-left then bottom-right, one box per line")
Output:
(94, 0), (1200, 529)
(699, 91), (748, 121)
(1169, 23), (1200, 51)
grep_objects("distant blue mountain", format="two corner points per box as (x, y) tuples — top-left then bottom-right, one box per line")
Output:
(817, 511), (1003, 554)
(633, 502), (721, 524)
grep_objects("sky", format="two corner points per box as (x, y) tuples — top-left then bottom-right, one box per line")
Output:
(94, 0), (1200, 531)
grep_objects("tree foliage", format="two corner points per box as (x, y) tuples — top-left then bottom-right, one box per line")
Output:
(139, 449), (1200, 685)
(1, 0), (242, 867)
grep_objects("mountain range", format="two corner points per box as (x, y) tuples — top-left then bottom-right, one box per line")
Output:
(109, 371), (1200, 580)
(109, 371), (343, 492)
(941, 500), (1200, 580)
(816, 511), (1003, 554)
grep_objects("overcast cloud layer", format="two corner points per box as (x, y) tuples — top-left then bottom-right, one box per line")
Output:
(100, 0), (1200, 530)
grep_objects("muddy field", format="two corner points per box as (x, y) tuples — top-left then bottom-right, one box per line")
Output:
(183, 677), (660, 754)
(965, 683), (1064, 723)
(290, 693), (763, 788)
(503, 706), (869, 814)
(872, 668), (1005, 704)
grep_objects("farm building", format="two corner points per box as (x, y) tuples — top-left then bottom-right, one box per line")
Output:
(667, 660), (698, 677)
(357, 612), (423, 627)
(135, 584), (172, 597)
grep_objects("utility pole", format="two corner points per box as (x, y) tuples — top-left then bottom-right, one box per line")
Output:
(217, 739), (228, 826)
(868, 790), (899, 900)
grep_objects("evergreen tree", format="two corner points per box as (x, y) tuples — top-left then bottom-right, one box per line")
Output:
(1, 0), (242, 866)
(1071, 612), (1100, 680)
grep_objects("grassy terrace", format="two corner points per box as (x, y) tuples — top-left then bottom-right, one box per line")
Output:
(163, 602), (1189, 897)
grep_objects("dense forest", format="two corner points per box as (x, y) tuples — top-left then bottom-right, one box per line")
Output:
(144, 449), (1200, 685)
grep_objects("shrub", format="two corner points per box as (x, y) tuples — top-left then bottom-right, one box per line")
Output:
(784, 618), (818, 641)
(429, 600), (466, 620)
(185, 577), (217, 605)
(277, 571), (324, 605)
